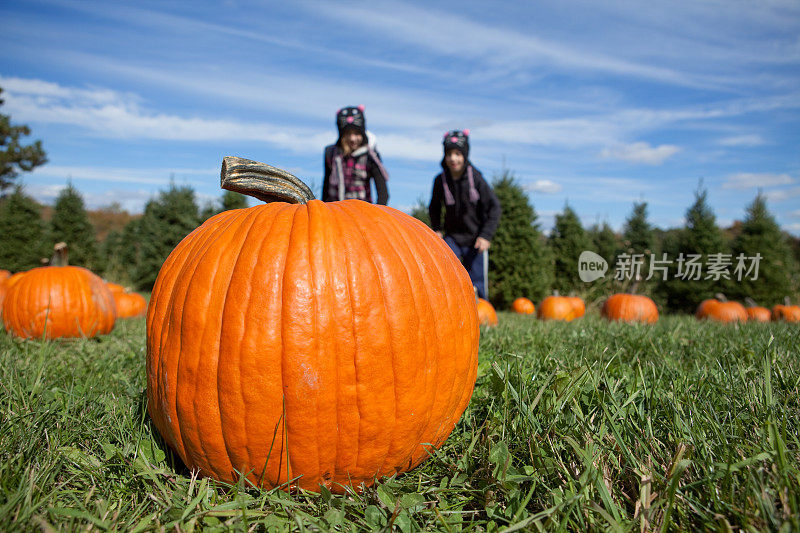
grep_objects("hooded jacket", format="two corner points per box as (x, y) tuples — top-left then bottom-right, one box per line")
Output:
(428, 162), (501, 247)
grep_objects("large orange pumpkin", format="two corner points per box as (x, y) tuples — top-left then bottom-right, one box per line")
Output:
(601, 294), (658, 323)
(537, 294), (579, 321)
(695, 295), (747, 323)
(3, 265), (116, 339)
(511, 297), (535, 315)
(772, 298), (800, 322)
(477, 298), (499, 325)
(113, 291), (147, 318)
(146, 157), (480, 493)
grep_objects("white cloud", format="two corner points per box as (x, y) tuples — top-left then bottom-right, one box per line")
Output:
(525, 180), (562, 194)
(717, 134), (766, 147)
(765, 187), (800, 202)
(722, 172), (795, 189)
(600, 142), (681, 165)
(29, 165), (214, 185)
(788, 209), (800, 219)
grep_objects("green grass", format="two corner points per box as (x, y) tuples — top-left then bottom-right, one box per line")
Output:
(1, 314), (798, 531)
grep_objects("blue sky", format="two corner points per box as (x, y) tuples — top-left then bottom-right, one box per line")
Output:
(1, 0), (799, 235)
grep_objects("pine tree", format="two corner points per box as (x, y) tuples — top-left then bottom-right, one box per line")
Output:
(50, 182), (99, 270)
(221, 190), (248, 211)
(588, 221), (620, 266)
(623, 202), (654, 254)
(728, 193), (797, 305)
(489, 171), (553, 307)
(1, 87), (47, 191)
(0, 186), (51, 271)
(408, 196), (431, 227)
(549, 204), (590, 294)
(660, 186), (728, 312)
(132, 183), (200, 290)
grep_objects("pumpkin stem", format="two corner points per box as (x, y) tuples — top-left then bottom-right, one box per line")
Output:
(714, 292), (727, 302)
(786, 296), (791, 306)
(744, 297), (757, 308)
(51, 242), (69, 267)
(221, 156), (315, 205)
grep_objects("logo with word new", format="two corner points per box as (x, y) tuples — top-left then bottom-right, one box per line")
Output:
(578, 251), (608, 282)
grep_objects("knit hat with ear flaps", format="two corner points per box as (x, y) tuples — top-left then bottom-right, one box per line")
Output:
(336, 105), (367, 140)
(443, 129), (470, 160)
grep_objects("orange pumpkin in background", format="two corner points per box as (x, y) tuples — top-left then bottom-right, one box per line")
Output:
(771, 298), (800, 322)
(0, 271), (26, 316)
(0, 270), (10, 283)
(477, 298), (499, 325)
(3, 245), (116, 339)
(146, 157), (480, 493)
(537, 293), (579, 321)
(744, 298), (771, 322)
(601, 294), (659, 323)
(695, 294), (747, 323)
(511, 297), (535, 315)
(113, 290), (147, 318)
(106, 282), (126, 294)
(567, 296), (586, 318)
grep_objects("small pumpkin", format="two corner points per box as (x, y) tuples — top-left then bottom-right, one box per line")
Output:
(0, 271), (26, 317)
(537, 292), (578, 321)
(744, 298), (771, 323)
(146, 157), (480, 493)
(106, 282), (126, 294)
(0, 269), (10, 283)
(771, 298), (800, 322)
(477, 298), (499, 325)
(601, 294), (658, 323)
(695, 294), (747, 323)
(511, 297), (535, 315)
(113, 291), (147, 318)
(567, 296), (585, 318)
(3, 244), (116, 339)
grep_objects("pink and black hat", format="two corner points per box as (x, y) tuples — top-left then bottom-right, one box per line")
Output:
(336, 105), (367, 139)
(443, 129), (470, 160)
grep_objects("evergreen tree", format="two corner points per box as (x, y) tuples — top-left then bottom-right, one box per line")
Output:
(1, 87), (47, 191)
(588, 221), (620, 266)
(50, 182), (99, 270)
(408, 196), (431, 227)
(201, 190), (249, 221)
(660, 186), (728, 312)
(132, 183), (200, 290)
(0, 186), (50, 271)
(728, 193), (797, 305)
(221, 190), (248, 211)
(489, 171), (553, 307)
(549, 204), (590, 294)
(622, 202), (654, 254)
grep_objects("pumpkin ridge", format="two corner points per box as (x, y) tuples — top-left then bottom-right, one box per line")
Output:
(396, 206), (467, 465)
(247, 204), (296, 487)
(333, 201), (394, 481)
(155, 215), (237, 461)
(348, 203), (426, 477)
(172, 211), (246, 479)
(326, 202), (363, 484)
(148, 215), (216, 462)
(216, 206), (272, 481)
(386, 207), (457, 463)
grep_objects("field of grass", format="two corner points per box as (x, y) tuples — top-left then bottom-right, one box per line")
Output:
(1, 313), (798, 532)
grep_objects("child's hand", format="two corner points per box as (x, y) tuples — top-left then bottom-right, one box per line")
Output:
(474, 237), (491, 252)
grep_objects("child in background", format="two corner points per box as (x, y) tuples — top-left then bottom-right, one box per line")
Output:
(428, 130), (501, 299)
(322, 106), (389, 205)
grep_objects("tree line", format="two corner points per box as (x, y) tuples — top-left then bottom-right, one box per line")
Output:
(1, 174), (798, 312)
(413, 170), (800, 313)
